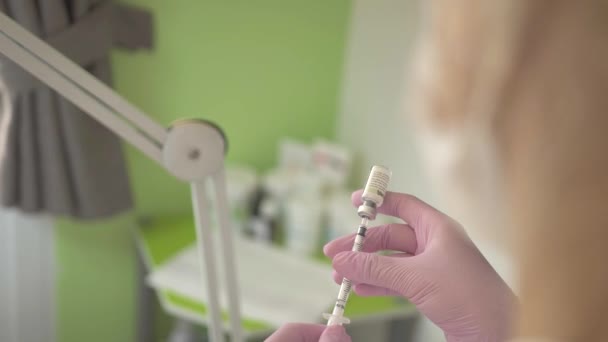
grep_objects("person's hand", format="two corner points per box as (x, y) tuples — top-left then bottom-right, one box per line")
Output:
(265, 323), (351, 342)
(324, 190), (516, 341)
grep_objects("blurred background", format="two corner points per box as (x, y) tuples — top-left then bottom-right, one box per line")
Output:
(0, 0), (461, 341)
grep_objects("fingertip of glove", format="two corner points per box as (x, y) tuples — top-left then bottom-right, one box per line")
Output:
(351, 189), (363, 206)
(322, 243), (332, 257)
(322, 325), (350, 341)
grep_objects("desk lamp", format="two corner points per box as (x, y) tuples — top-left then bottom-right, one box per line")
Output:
(0, 12), (243, 342)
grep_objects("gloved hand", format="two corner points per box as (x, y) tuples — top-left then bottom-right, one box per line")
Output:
(324, 190), (516, 342)
(265, 323), (351, 342)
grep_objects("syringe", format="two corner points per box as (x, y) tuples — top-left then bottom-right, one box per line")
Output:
(324, 165), (392, 326)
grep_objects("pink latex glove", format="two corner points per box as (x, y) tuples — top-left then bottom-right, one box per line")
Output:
(324, 190), (516, 342)
(265, 323), (351, 342)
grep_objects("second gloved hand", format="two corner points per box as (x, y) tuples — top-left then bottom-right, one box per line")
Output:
(265, 324), (351, 342)
(324, 191), (516, 342)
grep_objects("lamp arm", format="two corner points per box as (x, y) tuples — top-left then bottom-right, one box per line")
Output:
(0, 12), (243, 342)
(0, 12), (165, 163)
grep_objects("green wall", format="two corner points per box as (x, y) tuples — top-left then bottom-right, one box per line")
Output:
(56, 1), (352, 341)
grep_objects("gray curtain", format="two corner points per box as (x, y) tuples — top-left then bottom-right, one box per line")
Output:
(0, 0), (154, 219)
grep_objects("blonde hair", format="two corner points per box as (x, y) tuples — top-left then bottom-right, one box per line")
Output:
(417, 1), (608, 339)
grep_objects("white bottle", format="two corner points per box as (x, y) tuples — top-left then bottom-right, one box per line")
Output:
(357, 165), (392, 219)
